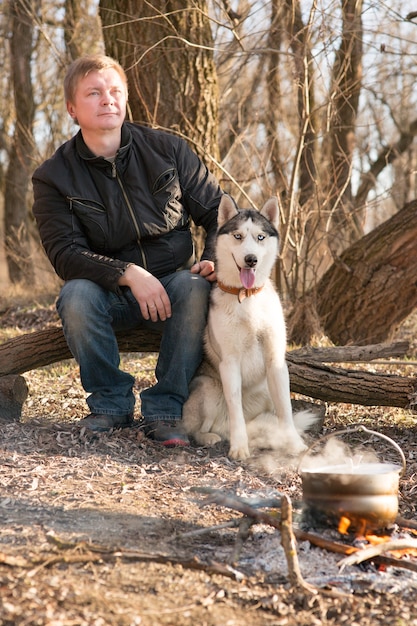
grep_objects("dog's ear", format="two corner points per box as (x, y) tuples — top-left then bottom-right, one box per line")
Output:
(260, 198), (279, 229)
(217, 194), (239, 227)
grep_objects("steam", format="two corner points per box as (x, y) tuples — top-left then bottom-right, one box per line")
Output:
(300, 436), (380, 472)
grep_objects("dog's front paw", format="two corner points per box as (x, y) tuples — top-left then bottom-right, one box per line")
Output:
(229, 443), (251, 460)
(196, 432), (222, 446)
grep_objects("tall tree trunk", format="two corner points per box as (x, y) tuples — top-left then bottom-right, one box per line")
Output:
(63, 0), (84, 60)
(265, 0), (287, 199)
(63, 0), (103, 61)
(99, 0), (219, 163)
(324, 0), (363, 251)
(284, 0), (317, 208)
(266, 0), (319, 298)
(4, 0), (36, 284)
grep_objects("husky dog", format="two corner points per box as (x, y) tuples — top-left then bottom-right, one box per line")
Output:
(182, 195), (315, 460)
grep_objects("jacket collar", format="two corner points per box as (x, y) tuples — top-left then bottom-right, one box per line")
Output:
(75, 123), (132, 167)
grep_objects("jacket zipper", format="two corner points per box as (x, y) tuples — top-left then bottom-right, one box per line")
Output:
(112, 161), (148, 270)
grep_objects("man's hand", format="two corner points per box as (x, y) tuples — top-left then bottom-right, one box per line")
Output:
(119, 265), (171, 322)
(190, 260), (216, 282)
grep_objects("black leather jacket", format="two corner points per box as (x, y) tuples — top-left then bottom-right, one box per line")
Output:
(32, 122), (222, 292)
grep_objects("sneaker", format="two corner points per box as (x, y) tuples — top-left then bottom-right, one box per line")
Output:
(78, 413), (134, 432)
(142, 420), (190, 447)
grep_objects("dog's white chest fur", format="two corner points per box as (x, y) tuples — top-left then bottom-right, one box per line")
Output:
(205, 282), (285, 386)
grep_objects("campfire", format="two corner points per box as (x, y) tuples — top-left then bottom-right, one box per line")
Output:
(297, 427), (417, 575)
(188, 426), (417, 594)
(190, 486), (417, 595)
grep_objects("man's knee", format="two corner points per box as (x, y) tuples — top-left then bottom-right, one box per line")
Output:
(172, 271), (211, 305)
(57, 279), (107, 323)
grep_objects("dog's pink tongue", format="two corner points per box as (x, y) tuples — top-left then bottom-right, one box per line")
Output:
(240, 268), (256, 289)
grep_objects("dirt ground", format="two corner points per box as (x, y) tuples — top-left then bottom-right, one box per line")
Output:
(1, 300), (417, 625)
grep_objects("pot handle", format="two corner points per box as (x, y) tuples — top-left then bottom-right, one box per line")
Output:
(298, 424), (407, 476)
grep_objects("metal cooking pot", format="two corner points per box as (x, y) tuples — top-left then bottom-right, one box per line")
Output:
(298, 425), (406, 531)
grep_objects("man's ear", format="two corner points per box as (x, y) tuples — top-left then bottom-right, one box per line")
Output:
(66, 101), (76, 118)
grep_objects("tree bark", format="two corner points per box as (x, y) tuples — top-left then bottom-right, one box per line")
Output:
(314, 199), (417, 345)
(324, 0), (364, 247)
(4, 0), (36, 284)
(0, 375), (28, 421)
(0, 327), (415, 410)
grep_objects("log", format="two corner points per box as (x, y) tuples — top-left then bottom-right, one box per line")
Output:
(290, 341), (410, 363)
(0, 326), (416, 410)
(287, 359), (417, 409)
(0, 326), (162, 376)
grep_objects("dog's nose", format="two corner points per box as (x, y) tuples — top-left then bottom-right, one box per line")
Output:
(245, 254), (257, 268)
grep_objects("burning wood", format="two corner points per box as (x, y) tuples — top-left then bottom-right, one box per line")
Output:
(339, 538), (417, 570)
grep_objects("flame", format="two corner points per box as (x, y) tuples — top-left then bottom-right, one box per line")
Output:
(366, 533), (392, 545)
(338, 516), (351, 535)
(338, 515), (368, 536)
(338, 515), (417, 558)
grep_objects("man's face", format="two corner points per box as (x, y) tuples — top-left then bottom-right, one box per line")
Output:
(66, 68), (127, 132)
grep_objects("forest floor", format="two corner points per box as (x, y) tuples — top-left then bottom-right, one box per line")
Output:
(1, 291), (417, 625)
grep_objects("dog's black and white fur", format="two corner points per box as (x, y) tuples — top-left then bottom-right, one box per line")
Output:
(182, 195), (315, 460)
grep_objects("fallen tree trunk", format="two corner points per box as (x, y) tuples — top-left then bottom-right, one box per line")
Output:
(0, 326), (162, 375)
(288, 340), (417, 408)
(290, 341), (410, 363)
(1, 326), (416, 410)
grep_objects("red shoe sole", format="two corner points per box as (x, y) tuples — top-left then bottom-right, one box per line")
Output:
(160, 438), (190, 447)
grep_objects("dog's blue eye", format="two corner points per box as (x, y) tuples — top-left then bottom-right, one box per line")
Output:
(258, 234), (265, 241)
(234, 234), (242, 240)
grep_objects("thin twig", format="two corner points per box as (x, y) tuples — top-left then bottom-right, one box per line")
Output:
(231, 516), (255, 564)
(175, 519), (241, 539)
(281, 494), (318, 594)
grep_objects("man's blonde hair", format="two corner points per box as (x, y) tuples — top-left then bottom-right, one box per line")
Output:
(64, 54), (128, 103)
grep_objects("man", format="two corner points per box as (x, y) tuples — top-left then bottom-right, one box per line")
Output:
(32, 54), (223, 446)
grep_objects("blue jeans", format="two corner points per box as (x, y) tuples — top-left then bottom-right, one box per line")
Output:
(56, 271), (211, 423)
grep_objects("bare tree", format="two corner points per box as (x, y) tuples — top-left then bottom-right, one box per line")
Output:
(264, 0), (320, 296)
(323, 0), (364, 249)
(64, 0), (103, 61)
(4, 0), (37, 284)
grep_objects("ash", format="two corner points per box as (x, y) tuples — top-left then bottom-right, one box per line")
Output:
(234, 525), (417, 594)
